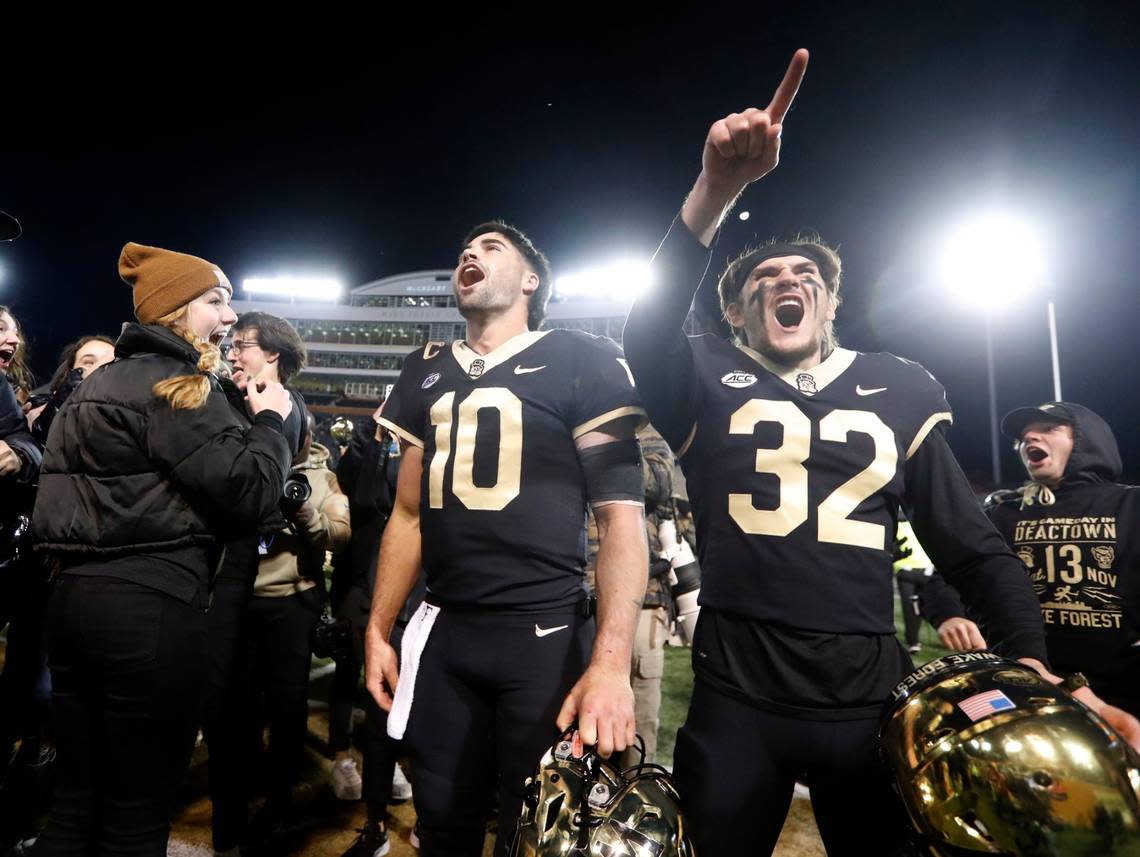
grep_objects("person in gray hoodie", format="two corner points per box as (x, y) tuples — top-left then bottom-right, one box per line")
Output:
(924, 401), (1140, 716)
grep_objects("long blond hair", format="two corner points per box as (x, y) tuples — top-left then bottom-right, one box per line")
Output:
(151, 305), (225, 410)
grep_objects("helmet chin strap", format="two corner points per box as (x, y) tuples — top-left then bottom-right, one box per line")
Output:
(573, 751), (601, 852)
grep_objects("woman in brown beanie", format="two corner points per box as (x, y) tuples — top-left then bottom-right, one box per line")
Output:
(32, 243), (294, 857)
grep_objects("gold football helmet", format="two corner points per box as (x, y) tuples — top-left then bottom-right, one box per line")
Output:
(329, 416), (354, 444)
(881, 652), (1140, 855)
(510, 733), (696, 857)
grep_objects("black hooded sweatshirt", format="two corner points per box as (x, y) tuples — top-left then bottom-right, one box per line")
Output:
(924, 403), (1140, 713)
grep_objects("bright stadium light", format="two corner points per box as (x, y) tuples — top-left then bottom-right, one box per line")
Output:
(936, 212), (1057, 487)
(555, 260), (653, 300)
(937, 213), (1047, 309)
(243, 275), (343, 301)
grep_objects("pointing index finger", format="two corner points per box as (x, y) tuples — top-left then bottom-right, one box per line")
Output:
(766, 48), (809, 125)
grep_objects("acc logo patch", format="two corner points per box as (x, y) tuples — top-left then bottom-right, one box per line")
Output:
(721, 371), (758, 389)
(422, 372), (441, 390)
(796, 373), (818, 394)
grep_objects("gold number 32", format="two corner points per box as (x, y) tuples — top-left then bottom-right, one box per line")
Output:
(728, 399), (897, 550)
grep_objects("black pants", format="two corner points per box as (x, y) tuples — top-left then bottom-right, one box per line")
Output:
(329, 580), (401, 821)
(671, 680), (908, 857)
(405, 607), (592, 857)
(0, 564), (52, 747)
(35, 575), (207, 857)
(202, 573), (256, 852)
(209, 587), (321, 850)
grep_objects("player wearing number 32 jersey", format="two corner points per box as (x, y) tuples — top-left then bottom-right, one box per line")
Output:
(366, 221), (648, 857)
(623, 50), (1053, 856)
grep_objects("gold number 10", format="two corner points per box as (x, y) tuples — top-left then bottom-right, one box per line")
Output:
(728, 399), (897, 550)
(428, 388), (524, 511)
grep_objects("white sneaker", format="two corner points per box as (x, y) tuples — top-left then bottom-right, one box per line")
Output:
(391, 762), (413, 801)
(332, 757), (363, 801)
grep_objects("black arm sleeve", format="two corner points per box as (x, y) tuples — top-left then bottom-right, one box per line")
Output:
(905, 426), (1048, 664)
(919, 571), (970, 628)
(622, 215), (714, 451)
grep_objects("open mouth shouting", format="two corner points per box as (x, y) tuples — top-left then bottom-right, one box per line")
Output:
(456, 261), (486, 292)
(1024, 444), (1049, 465)
(773, 294), (806, 330)
(0, 345), (15, 371)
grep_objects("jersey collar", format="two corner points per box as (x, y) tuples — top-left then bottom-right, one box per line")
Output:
(735, 344), (857, 396)
(450, 329), (550, 379)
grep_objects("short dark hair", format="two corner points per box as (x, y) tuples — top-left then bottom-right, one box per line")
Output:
(234, 311), (307, 383)
(50, 334), (116, 393)
(717, 236), (844, 349)
(463, 221), (552, 331)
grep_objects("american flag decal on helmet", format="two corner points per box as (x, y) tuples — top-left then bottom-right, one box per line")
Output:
(958, 689), (1016, 722)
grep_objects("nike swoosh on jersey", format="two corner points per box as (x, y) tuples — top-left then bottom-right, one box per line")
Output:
(534, 623), (569, 638)
(856, 385), (888, 396)
(514, 365), (546, 374)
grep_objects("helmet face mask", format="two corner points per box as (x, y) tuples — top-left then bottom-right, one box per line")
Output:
(511, 733), (695, 857)
(881, 652), (1140, 856)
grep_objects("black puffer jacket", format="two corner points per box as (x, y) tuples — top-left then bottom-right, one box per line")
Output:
(33, 323), (291, 559)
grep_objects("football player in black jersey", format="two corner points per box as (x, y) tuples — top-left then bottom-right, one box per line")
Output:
(364, 222), (649, 856)
(622, 50), (1140, 856)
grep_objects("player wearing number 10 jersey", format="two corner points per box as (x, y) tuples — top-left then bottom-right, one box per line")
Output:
(622, 52), (1053, 856)
(366, 222), (648, 857)
(379, 329), (644, 611)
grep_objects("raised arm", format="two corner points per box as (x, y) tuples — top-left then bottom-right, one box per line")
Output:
(682, 49), (808, 245)
(623, 50), (809, 453)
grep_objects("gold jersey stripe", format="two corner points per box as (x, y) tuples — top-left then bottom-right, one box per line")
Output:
(906, 411), (953, 460)
(572, 406), (649, 440)
(735, 345), (858, 396)
(377, 416), (424, 449)
(449, 330), (550, 378)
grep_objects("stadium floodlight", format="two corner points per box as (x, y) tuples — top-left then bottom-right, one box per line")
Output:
(936, 212), (1057, 487)
(243, 275), (343, 301)
(555, 260), (653, 301)
(936, 213), (1047, 310)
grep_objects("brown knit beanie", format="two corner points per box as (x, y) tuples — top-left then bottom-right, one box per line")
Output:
(118, 243), (233, 324)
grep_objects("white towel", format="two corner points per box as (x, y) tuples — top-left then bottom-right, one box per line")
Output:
(387, 602), (441, 740)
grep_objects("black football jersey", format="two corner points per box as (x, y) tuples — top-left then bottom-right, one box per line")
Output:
(378, 329), (645, 611)
(678, 336), (951, 634)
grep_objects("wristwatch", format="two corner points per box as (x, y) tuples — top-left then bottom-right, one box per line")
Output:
(1059, 672), (1090, 694)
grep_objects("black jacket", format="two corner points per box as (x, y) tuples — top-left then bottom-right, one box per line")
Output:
(33, 324), (291, 566)
(332, 418), (398, 598)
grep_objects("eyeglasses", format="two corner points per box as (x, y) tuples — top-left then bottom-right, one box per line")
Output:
(227, 339), (261, 354)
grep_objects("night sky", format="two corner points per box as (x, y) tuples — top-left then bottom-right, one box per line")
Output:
(4, 4), (1139, 484)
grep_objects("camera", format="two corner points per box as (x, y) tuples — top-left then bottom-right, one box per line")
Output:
(281, 472), (311, 516)
(312, 611), (354, 661)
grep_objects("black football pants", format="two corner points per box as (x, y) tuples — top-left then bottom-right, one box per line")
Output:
(404, 607), (593, 857)
(672, 679), (909, 857)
